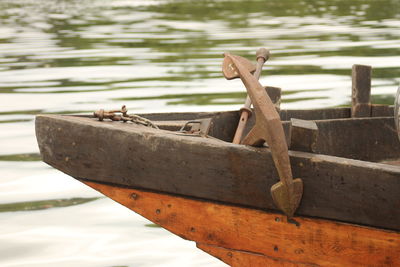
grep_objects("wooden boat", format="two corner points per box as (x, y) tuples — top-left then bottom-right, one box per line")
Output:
(35, 54), (399, 266)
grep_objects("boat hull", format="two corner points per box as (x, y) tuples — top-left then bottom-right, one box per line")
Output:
(82, 180), (400, 267)
(36, 114), (400, 231)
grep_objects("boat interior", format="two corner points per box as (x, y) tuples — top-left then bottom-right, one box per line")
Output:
(140, 105), (399, 165)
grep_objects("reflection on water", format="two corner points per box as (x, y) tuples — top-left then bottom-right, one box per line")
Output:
(0, 153), (41, 161)
(0, 0), (399, 266)
(0, 197), (100, 212)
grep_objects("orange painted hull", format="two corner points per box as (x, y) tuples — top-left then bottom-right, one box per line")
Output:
(83, 180), (400, 267)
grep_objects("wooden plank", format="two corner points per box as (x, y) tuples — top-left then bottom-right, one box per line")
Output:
(283, 117), (400, 162)
(139, 106), (392, 124)
(197, 243), (317, 267)
(371, 104), (392, 117)
(82, 181), (400, 267)
(289, 119), (318, 153)
(280, 108), (350, 121)
(141, 108), (350, 123)
(207, 111), (239, 142)
(36, 115), (400, 230)
(351, 64), (371, 117)
(154, 117), (399, 161)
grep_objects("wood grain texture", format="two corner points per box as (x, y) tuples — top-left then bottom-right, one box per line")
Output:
(197, 244), (317, 267)
(289, 119), (318, 153)
(304, 117), (400, 161)
(36, 114), (400, 230)
(82, 181), (400, 267)
(371, 104), (392, 117)
(246, 115), (398, 162)
(139, 106), (392, 125)
(351, 64), (371, 117)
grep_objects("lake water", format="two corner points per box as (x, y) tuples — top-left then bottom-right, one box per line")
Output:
(0, 0), (399, 266)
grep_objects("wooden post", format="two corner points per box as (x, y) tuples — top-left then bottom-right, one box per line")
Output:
(351, 64), (371, 117)
(289, 118), (318, 153)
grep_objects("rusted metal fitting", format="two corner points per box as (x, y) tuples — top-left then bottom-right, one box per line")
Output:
(94, 109), (105, 121)
(93, 105), (159, 129)
(94, 109), (121, 121)
(108, 105), (128, 115)
(179, 121), (202, 132)
(94, 105), (129, 121)
(121, 105), (128, 116)
(177, 119), (212, 137)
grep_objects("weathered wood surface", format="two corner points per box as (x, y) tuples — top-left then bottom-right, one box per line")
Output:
(140, 106), (394, 123)
(372, 104), (392, 117)
(154, 116), (400, 162)
(289, 119), (318, 153)
(283, 117), (400, 162)
(143, 106), (394, 143)
(198, 244), (313, 267)
(36, 114), (400, 230)
(83, 181), (400, 267)
(351, 64), (371, 117)
(158, 116), (400, 162)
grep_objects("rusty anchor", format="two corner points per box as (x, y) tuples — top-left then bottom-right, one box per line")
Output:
(222, 51), (303, 218)
(230, 48), (270, 144)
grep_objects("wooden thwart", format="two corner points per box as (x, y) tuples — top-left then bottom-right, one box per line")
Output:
(82, 181), (400, 267)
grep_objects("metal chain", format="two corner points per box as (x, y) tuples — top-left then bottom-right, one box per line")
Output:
(93, 105), (159, 129)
